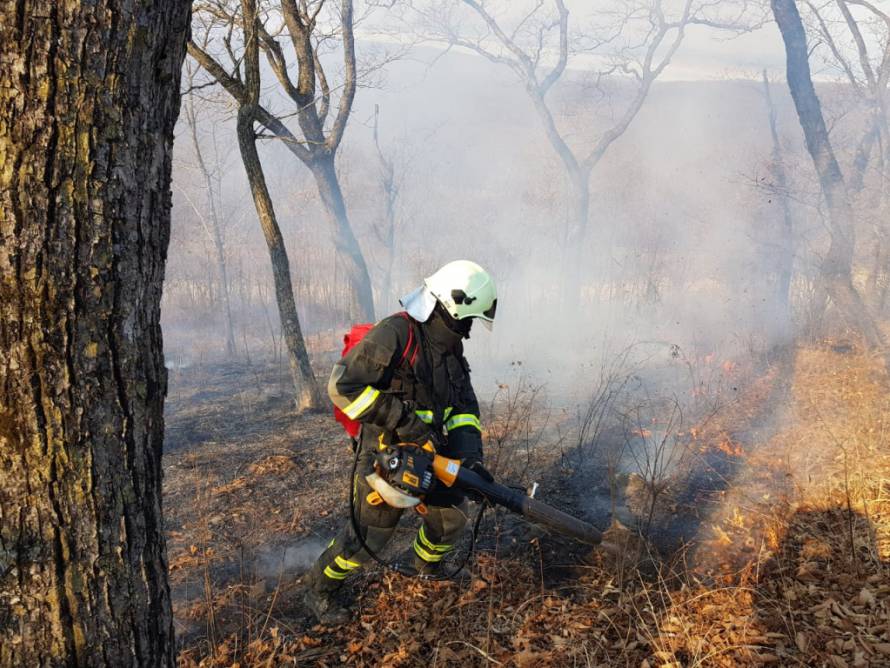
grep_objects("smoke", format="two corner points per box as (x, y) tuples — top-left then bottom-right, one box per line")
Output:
(162, 1), (889, 580)
(166, 35), (808, 406)
(254, 537), (330, 579)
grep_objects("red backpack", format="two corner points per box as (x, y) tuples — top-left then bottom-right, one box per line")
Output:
(333, 312), (418, 438)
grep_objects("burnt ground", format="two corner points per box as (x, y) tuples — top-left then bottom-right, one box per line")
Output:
(164, 344), (890, 666)
(161, 350), (747, 639)
(161, 353), (772, 647)
(162, 360), (588, 654)
(163, 360), (343, 645)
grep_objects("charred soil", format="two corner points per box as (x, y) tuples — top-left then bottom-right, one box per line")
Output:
(166, 344), (890, 666)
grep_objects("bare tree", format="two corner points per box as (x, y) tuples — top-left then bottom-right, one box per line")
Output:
(0, 1), (190, 664)
(772, 0), (885, 347)
(238, 0), (323, 411)
(372, 105), (401, 306)
(189, 0), (376, 321)
(182, 65), (239, 357)
(412, 0), (756, 262)
(804, 0), (890, 309)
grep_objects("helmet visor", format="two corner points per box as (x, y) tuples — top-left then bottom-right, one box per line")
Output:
(482, 298), (497, 321)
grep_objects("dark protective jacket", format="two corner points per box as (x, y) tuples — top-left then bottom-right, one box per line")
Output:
(328, 308), (483, 462)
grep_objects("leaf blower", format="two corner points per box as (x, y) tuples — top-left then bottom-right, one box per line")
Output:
(359, 442), (602, 549)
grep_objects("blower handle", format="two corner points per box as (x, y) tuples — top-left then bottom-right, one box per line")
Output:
(452, 467), (602, 546)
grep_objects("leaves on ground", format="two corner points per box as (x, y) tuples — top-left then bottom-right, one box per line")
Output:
(169, 343), (890, 666)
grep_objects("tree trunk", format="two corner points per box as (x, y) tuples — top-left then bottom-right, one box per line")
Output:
(309, 153), (376, 322)
(236, 109), (323, 411)
(185, 100), (237, 357)
(378, 179), (398, 310)
(867, 237), (889, 312)
(566, 167), (591, 252)
(772, 0), (885, 348)
(0, 2), (190, 665)
(373, 106), (398, 309)
(762, 71), (794, 337)
(558, 164), (592, 311)
(526, 89), (591, 254)
(847, 120), (886, 310)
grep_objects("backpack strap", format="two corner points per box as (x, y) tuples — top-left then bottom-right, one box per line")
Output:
(397, 311), (419, 368)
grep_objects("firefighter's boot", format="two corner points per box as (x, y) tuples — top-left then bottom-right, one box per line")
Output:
(402, 556), (473, 584)
(302, 587), (350, 625)
(303, 548), (355, 625)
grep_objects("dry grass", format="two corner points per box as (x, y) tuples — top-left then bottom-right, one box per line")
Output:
(168, 340), (890, 667)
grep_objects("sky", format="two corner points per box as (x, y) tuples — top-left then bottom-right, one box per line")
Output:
(359, 0), (869, 83)
(656, 23), (787, 80)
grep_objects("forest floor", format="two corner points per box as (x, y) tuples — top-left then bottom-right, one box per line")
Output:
(165, 339), (890, 667)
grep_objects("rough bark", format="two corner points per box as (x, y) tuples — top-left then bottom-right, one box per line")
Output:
(772, 0), (885, 348)
(238, 0), (322, 412)
(0, 1), (191, 665)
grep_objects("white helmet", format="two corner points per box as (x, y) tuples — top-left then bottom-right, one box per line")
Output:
(424, 260), (497, 328)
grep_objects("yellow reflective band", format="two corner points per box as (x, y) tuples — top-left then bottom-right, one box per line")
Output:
(413, 540), (445, 563)
(418, 525), (451, 552)
(323, 565), (348, 580)
(445, 413), (481, 432)
(335, 555), (360, 570)
(327, 538), (336, 548)
(444, 407), (453, 421)
(343, 386), (380, 419)
(415, 409), (434, 424)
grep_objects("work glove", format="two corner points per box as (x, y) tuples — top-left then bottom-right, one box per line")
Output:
(461, 458), (494, 503)
(424, 430), (447, 452)
(395, 420), (445, 452)
(464, 459), (493, 482)
(394, 402), (433, 445)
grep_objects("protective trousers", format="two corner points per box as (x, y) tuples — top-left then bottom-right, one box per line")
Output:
(305, 473), (469, 593)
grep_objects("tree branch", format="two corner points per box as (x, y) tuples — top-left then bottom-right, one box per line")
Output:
(327, 0), (357, 151)
(837, 0), (877, 89)
(583, 0), (694, 171)
(539, 0), (568, 95)
(462, 0), (537, 79)
(806, 0), (862, 90)
(188, 40), (313, 162)
(315, 39), (332, 125)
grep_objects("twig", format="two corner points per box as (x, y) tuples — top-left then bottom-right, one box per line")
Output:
(445, 640), (504, 665)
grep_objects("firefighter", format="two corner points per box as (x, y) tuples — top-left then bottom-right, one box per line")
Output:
(303, 260), (497, 624)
